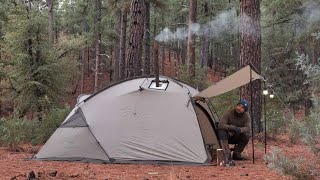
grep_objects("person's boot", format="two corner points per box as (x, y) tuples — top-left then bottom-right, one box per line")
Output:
(232, 133), (250, 160)
(225, 153), (235, 166)
(220, 140), (235, 166)
(232, 152), (248, 160)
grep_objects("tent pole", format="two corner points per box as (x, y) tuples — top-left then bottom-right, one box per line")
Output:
(264, 80), (267, 154)
(153, 42), (160, 87)
(250, 65), (255, 164)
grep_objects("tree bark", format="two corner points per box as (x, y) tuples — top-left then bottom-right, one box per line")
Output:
(94, 0), (102, 92)
(161, 44), (165, 75)
(161, 14), (165, 75)
(312, 37), (318, 65)
(143, 0), (151, 76)
(46, 0), (54, 44)
(151, 16), (157, 73)
(81, 49), (85, 93)
(126, 0), (146, 78)
(200, 36), (209, 68)
(239, 0), (262, 133)
(187, 0), (197, 77)
(119, 9), (127, 80)
(113, 11), (121, 82)
(200, 1), (209, 68)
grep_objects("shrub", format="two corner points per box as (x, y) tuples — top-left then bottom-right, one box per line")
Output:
(0, 117), (36, 151)
(288, 120), (302, 144)
(264, 147), (312, 180)
(33, 106), (71, 145)
(176, 63), (211, 91)
(0, 106), (71, 150)
(299, 110), (320, 155)
(265, 109), (289, 139)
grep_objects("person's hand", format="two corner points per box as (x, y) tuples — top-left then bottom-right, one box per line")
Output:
(234, 127), (241, 134)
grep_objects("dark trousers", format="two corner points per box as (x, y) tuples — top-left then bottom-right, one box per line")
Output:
(218, 129), (250, 153)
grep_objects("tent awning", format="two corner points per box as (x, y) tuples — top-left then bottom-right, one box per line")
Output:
(194, 65), (262, 98)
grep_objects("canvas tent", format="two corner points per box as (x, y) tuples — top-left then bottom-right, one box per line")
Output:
(33, 65), (262, 164)
(34, 76), (221, 164)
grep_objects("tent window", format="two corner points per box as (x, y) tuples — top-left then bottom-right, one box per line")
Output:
(148, 80), (169, 90)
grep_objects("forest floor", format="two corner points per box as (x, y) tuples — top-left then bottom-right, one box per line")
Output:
(1, 135), (319, 180)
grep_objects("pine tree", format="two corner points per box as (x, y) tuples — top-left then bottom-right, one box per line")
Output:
(2, 2), (78, 119)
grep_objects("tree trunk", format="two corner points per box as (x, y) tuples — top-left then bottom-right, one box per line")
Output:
(181, 42), (187, 65)
(161, 44), (165, 75)
(46, 0), (54, 44)
(200, 1), (209, 69)
(239, 0), (262, 133)
(113, 11), (121, 82)
(119, 9), (127, 80)
(200, 36), (209, 68)
(187, 0), (197, 77)
(161, 14), (165, 75)
(87, 47), (90, 77)
(126, 0), (146, 78)
(143, 0), (151, 76)
(176, 47), (181, 67)
(0, 33), (2, 116)
(312, 37), (318, 65)
(168, 48), (171, 63)
(151, 16), (157, 74)
(81, 49), (85, 93)
(94, 0), (102, 92)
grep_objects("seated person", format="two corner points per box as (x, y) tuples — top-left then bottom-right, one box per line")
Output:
(218, 99), (251, 166)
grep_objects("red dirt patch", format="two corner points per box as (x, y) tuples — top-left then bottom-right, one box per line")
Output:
(2, 137), (319, 180)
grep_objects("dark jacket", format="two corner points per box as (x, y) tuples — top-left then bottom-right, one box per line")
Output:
(218, 109), (251, 133)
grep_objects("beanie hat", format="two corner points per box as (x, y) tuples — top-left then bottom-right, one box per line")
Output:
(238, 99), (249, 112)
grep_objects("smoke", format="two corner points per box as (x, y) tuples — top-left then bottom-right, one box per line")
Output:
(293, 0), (320, 36)
(155, 1), (320, 43)
(155, 8), (239, 42)
(302, 1), (320, 25)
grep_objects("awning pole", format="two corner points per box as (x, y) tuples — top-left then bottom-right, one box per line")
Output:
(250, 65), (255, 164)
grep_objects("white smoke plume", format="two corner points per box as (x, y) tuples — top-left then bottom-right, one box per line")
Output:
(292, 0), (320, 36)
(155, 8), (239, 42)
(302, 1), (320, 25)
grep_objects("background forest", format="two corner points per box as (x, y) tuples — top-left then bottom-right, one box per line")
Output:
(0, 0), (320, 178)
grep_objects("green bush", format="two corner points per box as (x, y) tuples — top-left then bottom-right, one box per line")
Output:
(264, 147), (312, 180)
(285, 100), (320, 153)
(0, 117), (36, 151)
(288, 120), (302, 144)
(299, 110), (320, 155)
(0, 106), (71, 150)
(266, 109), (289, 138)
(33, 106), (71, 145)
(176, 63), (211, 91)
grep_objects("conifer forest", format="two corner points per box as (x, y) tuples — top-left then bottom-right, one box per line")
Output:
(0, 0), (320, 179)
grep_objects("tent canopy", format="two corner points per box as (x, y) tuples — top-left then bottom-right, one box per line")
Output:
(195, 65), (262, 98)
